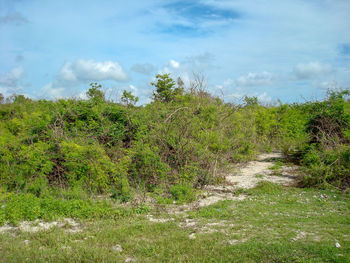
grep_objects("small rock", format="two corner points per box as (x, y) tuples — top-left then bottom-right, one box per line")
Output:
(112, 244), (123, 252)
(23, 240), (30, 245)
(335, 242), (341, 248)
(125, 256), (134, 262)
(189, 233), (196, 239)
(228, 239), (239, 245)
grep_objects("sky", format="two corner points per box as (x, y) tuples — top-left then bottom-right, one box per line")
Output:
(1, 0), (350, 104)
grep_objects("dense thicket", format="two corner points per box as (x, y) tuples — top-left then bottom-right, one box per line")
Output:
(0, 75), (349, 201)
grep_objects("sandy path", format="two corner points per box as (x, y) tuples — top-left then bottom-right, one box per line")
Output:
(226, 152), (297, 189)
(165, 152), (299, 213)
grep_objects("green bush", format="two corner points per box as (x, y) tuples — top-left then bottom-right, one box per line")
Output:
(299, 90), (350, 188)
(301, 145), (350, 189)
(61, 141), (118, 193)
(0, 192), (149, 225)
(3, 193), (41, 224)
(0, 78), (349, 196)
(111, 175), (133, 202)
(130, 142), (170, 190)
(169, 184), (196, 204)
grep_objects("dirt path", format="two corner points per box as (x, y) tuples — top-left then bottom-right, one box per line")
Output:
(0, 153), (299, 235)
(164, 152), (299, 213)
(226, 152), (297, 189)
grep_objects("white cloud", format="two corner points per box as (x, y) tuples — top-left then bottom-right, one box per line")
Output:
(293, 62), (333, 80)
(236, 71), (275, 87)
(119, 84), (138, 96)
(0, 66), (25, 96)
(158, 66), (171, 75)
(77, 90), (88, 100)
(223, 78), (234, 87)
(66, 59), (128, 82)
(40, 59), (128, 99)
(318, 80), (341, 91)
(59, 62), (77, 82)
(129, 84), (137, 91)
(157, 60), (180, 75)
(41, 83), (66, 99)
(257, 92), (273, 104)
(169, 59), (180, 68)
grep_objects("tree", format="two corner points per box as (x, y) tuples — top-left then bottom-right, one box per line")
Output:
(121, 90), (139, 106)
(177, 77), (184, 89)
(87, 83), (105, 103)
(151, 74), (176, 102)
(0, 93), (4, 104)
(243, 96), (258, 108)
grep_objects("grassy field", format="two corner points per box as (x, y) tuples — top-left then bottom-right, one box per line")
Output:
(1, 182), (349, 263)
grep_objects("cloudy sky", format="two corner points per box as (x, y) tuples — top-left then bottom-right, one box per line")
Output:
(1, 0), (349, 104)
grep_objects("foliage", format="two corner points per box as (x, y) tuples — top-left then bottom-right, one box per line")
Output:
(151, 73), (177, 102)
(0, 191), (148, 225)
(87, 83), (105, 103)
(0, 76), (349, 198)
(299, 90), (350, 189)
(60, 141), (118, 193)
(121, 90), (138, 106)
(169, 183), (196, 203)
(111, 175), (133, 202)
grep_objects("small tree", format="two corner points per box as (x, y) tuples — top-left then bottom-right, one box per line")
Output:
(0, 93), (4, 104)
(121, 90), (139, 106)
(151, 74), (176, 102)
(87, 83), (105, 103)
(177, 77), (184, 89)
(243, 96), (258, 108)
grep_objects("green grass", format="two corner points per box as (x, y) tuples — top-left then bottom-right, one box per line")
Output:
(268, 161), (284, 173)
(1, 182), (349, 262)
(0, 191), (149, 225)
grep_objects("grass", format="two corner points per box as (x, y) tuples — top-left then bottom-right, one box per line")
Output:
(0, 191), (149, 225)
(268, 161), (284, 173)
(0, 182), (349, 262)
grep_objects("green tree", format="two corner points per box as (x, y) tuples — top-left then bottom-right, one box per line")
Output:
(121, 90), (139, 106)
(151, 74), (176, 102)
(87, 83), (105, 103)
(243, 96), (258, 108)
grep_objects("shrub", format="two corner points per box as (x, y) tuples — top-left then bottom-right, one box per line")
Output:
(61, 141), (117, 193)
(151, 73), (177, 102)
(130, 142), (170, 190)
(169, 184), (196, 204)
(0, 79), (349, 196)
(299, 90), (350, 188)
(111, 176), (133, 202)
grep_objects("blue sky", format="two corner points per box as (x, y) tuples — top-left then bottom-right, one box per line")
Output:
(0, 0), (349, 104)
